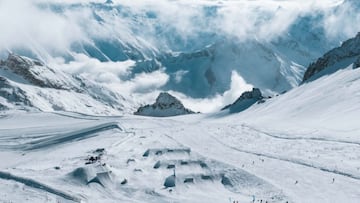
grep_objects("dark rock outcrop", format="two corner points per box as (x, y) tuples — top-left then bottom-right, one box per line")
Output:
(353, 56), (360, 69)
(134, 92), (195, 117)
(222, 88), (263, 113)
(0, 76), (32, 109)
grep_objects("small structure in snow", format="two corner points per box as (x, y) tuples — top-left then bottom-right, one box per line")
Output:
(164, 175), (176, 188)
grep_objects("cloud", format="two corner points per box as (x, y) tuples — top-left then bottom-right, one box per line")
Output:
(124, 70), (169, 93)
(50, 53), (168, 96)
(0, 0), (85, 57)
(173, 70), (189, 83)
(0, 0), (348, 56)
(323, 0), (360, 40)
(50, 53), (134, 83)
(171, 71), (253, 113)
(0, 0), (358, 113)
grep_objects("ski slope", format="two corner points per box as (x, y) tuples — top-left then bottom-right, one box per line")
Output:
(0, 66), (360, 203)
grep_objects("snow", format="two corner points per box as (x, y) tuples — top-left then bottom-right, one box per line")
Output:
(1, 66), (360, 202)
(0, 54), (134, 115)
(0, 1), (360, 202)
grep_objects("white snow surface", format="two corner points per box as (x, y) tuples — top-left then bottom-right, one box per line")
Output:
(1, 66), (360, 202)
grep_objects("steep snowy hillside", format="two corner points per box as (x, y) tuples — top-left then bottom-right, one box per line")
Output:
(234, 64), (360, 137)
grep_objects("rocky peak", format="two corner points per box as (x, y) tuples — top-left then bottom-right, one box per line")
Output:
(5, 53), (44, 69)
(222, 88), (263, 113)
(353, 56), (360, 69)
(237, 88), (262, 100)
(134, 92), (195, 117)
(155, 92), (182, 106)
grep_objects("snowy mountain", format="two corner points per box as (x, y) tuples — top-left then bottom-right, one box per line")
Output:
(303, 32), (360, 82)
(1, 0), (358, 106)
(134, 92), (194, 117)
(1, 1), (360, 203)
(0, 54), (130, 115)
(1, 63), (360, 202)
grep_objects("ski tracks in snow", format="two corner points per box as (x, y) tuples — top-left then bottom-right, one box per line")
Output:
(209, 133), (360, 181)
(242, 124), (360, 146)
(0, 122), (122, 151)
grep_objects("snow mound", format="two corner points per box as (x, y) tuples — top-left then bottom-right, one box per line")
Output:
(222, 88), (263, 113)
(69, 165), (113, 187)
(134, 92), (195, 117)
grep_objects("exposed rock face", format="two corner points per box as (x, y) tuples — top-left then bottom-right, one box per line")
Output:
(134, 92), (195, 117)
(353, 56), (360, 69)
(0, 76), (32, 110)
(303, 33), (360, 82)
(222, 88), (263, 113)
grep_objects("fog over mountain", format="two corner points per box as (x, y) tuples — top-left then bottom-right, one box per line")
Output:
(0, 0), (359, 112)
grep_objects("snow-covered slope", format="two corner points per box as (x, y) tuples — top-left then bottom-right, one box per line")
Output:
(0, 54), (130, 115)
(1, 62), (360, 202)
(233, 63), (360, 137)
(134, 92), (195, 117)
(1, 40), (360, 203)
